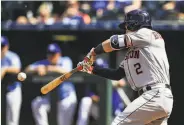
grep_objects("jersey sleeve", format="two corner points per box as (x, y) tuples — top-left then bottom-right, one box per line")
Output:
(110, 35), (126, 50)
(125, 28), (151, 48)
(60, 57), (73, 72)
(10, 54), (21, 68)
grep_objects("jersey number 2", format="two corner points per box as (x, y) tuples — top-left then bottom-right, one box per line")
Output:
(134, 63), (143, 75)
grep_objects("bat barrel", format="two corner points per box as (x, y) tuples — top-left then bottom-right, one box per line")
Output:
(40, 67), (80, 94)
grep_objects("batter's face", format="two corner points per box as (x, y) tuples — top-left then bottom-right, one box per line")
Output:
(47, 53), (61, 65)
(1, 45), (9, 58)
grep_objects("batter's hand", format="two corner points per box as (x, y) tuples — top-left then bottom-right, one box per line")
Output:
(77, 48), (96, 73)
(86, 48), (96, 64)
(37, 65), (47, 76)
(77, 61), (93, 74)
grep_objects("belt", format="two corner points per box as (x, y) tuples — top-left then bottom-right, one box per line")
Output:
(138, 84), (171, 95)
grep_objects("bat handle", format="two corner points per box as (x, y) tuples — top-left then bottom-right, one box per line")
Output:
(77, 66), (83, 71)
(84, 56), (93, 65)
(77, 52), (93, 71)
(76, 56), (90, 71)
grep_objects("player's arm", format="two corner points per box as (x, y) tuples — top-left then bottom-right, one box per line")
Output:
(3, 55), (21, 74)
(3, 67), (20, 74)
(1, 55), (21, 79)
(93, 35), (127, 55)
(47, 57), (73, 74)
(1, 66), (20, 80)
(1, 68), (6, 79)
(25, 63), (40, 72)
(25, 64), (47, 76)
(111, 79), (126, 88)
(25, 64), (46, 73)
(92, 66), (125, 80)
(47, 66), (68, 74)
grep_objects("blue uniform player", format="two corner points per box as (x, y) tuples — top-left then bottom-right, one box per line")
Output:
(1, 36), (22, 125)
(77, 58), (126, 125)
(25, 43), (77, 125)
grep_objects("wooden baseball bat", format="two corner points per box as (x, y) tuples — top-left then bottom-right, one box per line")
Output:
(41, 54), (93, 94)
(41, 67), (82, 94)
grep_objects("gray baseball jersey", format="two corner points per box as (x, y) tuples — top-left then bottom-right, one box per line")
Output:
(110, 28), (170, 90)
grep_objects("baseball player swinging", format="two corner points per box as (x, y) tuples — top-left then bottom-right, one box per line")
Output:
(78, 9), (173, 125)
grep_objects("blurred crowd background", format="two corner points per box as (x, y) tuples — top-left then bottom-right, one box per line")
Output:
(2, 0), (184, 25)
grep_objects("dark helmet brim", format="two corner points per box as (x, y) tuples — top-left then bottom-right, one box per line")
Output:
(118, 22), (126, 29)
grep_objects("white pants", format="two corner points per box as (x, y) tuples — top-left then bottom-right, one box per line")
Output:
(6, 86), (22, 125)
(111, 86), (173, 125)
(57, 92), (77, 125)
(31, 92), (77, 125)
(76, 97), (99, 125)
(31, 96), (50, 125)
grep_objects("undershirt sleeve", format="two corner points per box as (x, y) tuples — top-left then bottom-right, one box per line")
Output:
(92, 66), (125, 80)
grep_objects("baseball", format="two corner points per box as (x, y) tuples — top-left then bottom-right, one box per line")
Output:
(17, 72), (27, 81)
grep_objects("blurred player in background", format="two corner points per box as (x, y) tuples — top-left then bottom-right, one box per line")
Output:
(25, 43), (77, 125)
(77, 58), (126, 125)
(1, 36), (22, 125)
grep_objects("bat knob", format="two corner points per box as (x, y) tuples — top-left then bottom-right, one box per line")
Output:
(41, 87), (48, 94)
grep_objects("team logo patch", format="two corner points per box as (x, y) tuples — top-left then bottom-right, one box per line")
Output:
(110, 35), (120, 49)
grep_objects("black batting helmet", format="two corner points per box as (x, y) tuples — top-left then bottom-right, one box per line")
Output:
(119, 9), (152, 31)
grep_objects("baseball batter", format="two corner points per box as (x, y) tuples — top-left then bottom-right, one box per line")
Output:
(1, 36), (22, 125)
(78, 9), (173, 125)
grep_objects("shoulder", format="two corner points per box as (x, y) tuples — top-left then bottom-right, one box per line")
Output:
(127, 28), (153, 41)
(138, 28), (153, 33)
(135, 28), (153, 36)
(33, 59), (48, 65)
(60, 56), (72, 62)
(6, 51), (20, 59)
(138, 28), (164, 41)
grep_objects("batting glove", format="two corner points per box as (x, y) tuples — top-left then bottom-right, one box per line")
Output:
(85, 48), (96, 64)
(77, 61), (93, 74)
(77, 48), (96, 73)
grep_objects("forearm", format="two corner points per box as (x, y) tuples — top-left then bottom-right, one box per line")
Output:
(1, 68), (6, 80)
(25, 66), (36, 73)
(111, 79), (126, 88)
(94, 35), (126, 55)
(92, 66), (125, 80)
(49, 67), (68, 74)
(6, 67), (20, 74)
(94, 39), (115, 55)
